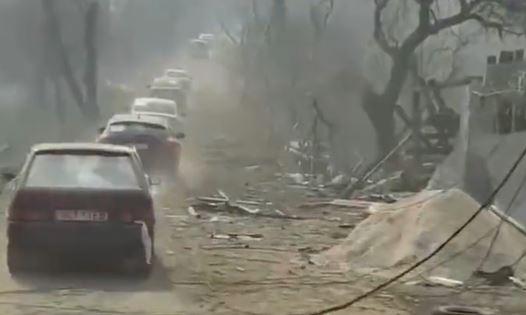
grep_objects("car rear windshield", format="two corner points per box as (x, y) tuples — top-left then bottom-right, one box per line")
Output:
(108, 122), (166, 133)
(25, 153), (141, 190)
(134, 102), (176, 116)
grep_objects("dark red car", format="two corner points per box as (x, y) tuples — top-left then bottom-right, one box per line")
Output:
(97, 114), (184, 183)
(6, 143), (155, 275)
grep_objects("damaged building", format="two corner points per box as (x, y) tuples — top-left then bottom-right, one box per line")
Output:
(432, 48), (526, 226)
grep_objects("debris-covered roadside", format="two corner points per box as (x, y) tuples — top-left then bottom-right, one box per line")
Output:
(161, 181), (414, 315)
(158, 127), (422, 313)
(161, 181), (526, 315)
(167, 100), (526, 315)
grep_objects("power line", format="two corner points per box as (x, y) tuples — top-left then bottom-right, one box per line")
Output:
(399, 172), (526, 300)
(305, 144), (526, 315)
(477, 172), (526, 270)
(406, 225), (498, 283)
(405, 174), (526, 283)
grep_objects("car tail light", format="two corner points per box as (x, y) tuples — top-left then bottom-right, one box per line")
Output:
(167, 138), (181, 155)
(118, 210), (134, 223)
(167, 137), (179, 145)
(9, 209), (51, 221)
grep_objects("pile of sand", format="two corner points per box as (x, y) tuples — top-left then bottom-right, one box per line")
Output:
(315, 189), (526, 280)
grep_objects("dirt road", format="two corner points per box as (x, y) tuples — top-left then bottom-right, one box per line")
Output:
(0, 126), (412, 315)
(0, 60), (414, 315)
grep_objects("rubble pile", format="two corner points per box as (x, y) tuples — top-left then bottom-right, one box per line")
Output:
(315, 189), (526, 280)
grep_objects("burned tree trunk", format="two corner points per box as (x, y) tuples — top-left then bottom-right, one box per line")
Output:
(364, 49), (413, 155)
(41, 0), (89, 118)
(362, 88), (395, 156)
(83, 1), (100, 120)
(53, 78), (65, 124)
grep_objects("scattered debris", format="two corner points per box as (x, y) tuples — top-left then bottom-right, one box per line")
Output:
(187, 206), (200, 218)
(210, 233), (263, 241)
(509, 276), (526, 290)
(472, 266), (514, 286)
(341, 132), (412, 198)
(329, 231), (347, 239)
(192, 191), (304, 220)
(360, 171), (402, 194)
(431, 305), (495, 315)
(315, 189), (526, 280)
(426, 276), (463, 288)
(285, 173), (308, 185)
(328, 174), (346, 186)
(209, 216), (233, 223)
(244, 165), (261, 172)
(299, 199), (381, 209)
(357, 193), (398, 203)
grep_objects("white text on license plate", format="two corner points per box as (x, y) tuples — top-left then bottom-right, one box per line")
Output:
(55, 210), (108, 222)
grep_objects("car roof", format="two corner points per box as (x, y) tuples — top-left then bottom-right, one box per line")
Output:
(165, 68), (186, 74)
(108, 113), (169, 128)
(31, 143), (135, 155)
(191, 38), (208, 45)
(199, 33), (214, 40)
(151, 77), (182, 89)
(133, 97), (176, 106)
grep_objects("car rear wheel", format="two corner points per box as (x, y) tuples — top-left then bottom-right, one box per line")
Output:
(123, 243), (154, 278)
(7, 244), (22, 274)
(7, 244), (33, 274)
(124, 253), (153, 278)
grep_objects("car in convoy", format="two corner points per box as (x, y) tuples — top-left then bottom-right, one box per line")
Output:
(148, 79), (188, 116)
(163, 68), (192, 91)
(6, 143), (155, 275)
(198, 33), (215, 44)
(97, 114), (184, 181)
(189, 38), (210, 59)
(131, 97), (179, 118)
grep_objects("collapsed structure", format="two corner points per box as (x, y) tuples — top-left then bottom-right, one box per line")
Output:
(315, 49), (526, 281)
(431, 48), (526, 226)
(314, 189), (526, 280)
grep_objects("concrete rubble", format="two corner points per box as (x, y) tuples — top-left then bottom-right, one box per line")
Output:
(312, 189), (526, 282)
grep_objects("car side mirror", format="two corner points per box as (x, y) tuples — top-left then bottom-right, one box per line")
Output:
(97, 126), (106, 136)
(147, 175), (161, 186)
(175, 132), (186, 140)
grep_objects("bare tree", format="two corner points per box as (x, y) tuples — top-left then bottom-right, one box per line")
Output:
(365, 0), (519, 156)
(41, 0), (101, 121)
(83, 0), (100, 119)
(42, 0), (88, 118)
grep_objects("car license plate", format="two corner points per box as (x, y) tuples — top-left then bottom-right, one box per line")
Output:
(131, 143), (149, 150)
(55, 210), (108, 222)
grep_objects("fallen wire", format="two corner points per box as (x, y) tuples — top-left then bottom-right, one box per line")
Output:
(477, 172), (526, 271)
(304, 144), (526, 315)
(404, 225), (499, 284)
(411, 173), (526, 281)
(511, 249), (526, 268)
